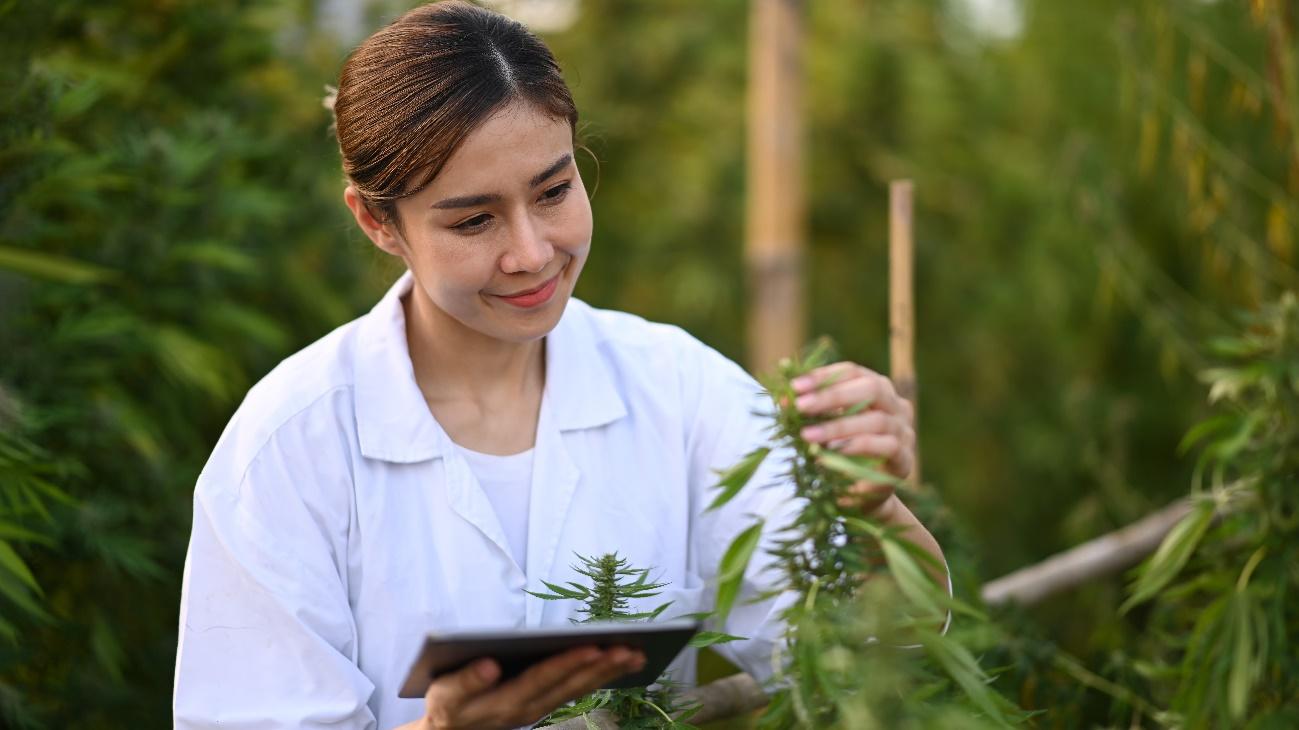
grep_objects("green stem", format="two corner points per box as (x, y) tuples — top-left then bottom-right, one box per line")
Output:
(1051, 652), (1165, 723)
(1236, 546), (1267, 591)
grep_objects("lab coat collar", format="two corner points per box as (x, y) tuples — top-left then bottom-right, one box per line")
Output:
(353, 271), (627, 463)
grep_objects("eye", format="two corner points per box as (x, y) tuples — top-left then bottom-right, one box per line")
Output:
(452, 213), (493, 233)
(539, 181), (571, 204)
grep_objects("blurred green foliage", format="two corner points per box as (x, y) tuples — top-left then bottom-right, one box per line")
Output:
(1120, 294), (1299, 727)
(0, 0), (1294, 727)
(0, 0), (387, 725)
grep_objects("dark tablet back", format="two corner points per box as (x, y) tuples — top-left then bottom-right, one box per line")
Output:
(398, 619), (701, 698)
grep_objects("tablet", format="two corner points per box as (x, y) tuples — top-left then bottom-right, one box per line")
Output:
(397, 619), (700, 698)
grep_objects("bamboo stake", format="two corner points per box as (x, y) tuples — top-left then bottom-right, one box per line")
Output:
(745, 0), (806, 372)
(681, 672), (768, 723)
(889, 180), (919, 485)
(981, 499), (1193, 607)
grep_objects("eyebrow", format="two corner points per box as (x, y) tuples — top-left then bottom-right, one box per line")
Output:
(430, 153), (574, 210)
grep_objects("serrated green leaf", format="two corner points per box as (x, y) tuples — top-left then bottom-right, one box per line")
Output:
(920, 633), (1007, 724)
(800, 337), (836, 370)
(879, 537), (945, 620)
(713, 520), (763, 624)
(1122, 499), (1214, 613)
(707, 447), (770, 512)
(533, 580), (586, 600)
(817, 451), (897, 485)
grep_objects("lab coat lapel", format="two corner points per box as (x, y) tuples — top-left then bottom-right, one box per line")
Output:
(524, 397), (580, 627)
(442, 450), (525, 584)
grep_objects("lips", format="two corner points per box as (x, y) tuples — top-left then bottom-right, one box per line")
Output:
(500, 276), (555, 299)
(495, 272), (560, 308)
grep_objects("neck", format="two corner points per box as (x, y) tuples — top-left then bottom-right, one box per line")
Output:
(402, 287), (544, 406)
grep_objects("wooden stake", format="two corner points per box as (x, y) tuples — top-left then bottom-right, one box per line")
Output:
(745, 0), (805, 372)
(981, 499), (1196, 607)
(889, 180), (919, 485)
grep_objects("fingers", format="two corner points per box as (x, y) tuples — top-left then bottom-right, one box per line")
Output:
(453, 646), (644, 728)
(847, 434), (914, 478)
(792, 362), (907, 418)
(801, 410), (906, 444)
(838, 481), (897, 514)
(507, 646), (645, 723)
(801, 412), (915, 478)
(791, 362), (916, 482)
(424, 658), (501, 727)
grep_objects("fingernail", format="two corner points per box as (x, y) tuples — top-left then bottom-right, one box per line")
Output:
(801, 425), (824, 441)
(795, 395), (815, 411)
(477, 660), (499, 682)
(792, 376), (813, 391)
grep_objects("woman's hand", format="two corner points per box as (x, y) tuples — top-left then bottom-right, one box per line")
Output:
(791, 361), (916, 519)
(411, 645), (645, 730)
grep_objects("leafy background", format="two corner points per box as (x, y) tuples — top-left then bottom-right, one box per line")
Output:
(1, 0), (1294, 727)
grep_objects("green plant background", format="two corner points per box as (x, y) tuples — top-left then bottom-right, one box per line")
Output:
(1, 0), (1294, 727)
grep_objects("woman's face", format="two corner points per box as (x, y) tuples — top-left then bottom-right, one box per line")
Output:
(351, 101), (592, 344)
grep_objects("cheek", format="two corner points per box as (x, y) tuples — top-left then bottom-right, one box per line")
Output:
(558, 194), (594, 254)
(406, 234), (497, 292)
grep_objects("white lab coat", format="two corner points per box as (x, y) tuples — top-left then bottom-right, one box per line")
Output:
(174, 272), (799, 729)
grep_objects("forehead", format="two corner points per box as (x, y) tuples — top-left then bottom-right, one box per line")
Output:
(427, 102), (574, 195)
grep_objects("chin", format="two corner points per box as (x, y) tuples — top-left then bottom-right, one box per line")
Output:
(468, 294), (564, 344)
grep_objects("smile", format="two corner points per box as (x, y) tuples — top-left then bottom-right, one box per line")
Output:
(494, 272), (561, 309)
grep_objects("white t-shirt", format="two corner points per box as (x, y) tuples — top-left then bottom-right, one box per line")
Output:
(174, 271), (802, 729)
(456, 446), (533, 572)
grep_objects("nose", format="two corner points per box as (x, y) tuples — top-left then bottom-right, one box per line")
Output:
(500, 216), (554, 275)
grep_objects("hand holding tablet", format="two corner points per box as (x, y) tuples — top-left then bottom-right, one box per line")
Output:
(397, 620), (699, 730)
(400, 619), (700, 697)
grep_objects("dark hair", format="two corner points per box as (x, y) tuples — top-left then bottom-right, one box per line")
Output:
(331, 0), (578, 223)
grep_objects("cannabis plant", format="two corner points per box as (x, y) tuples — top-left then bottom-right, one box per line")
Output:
(710, 339), (1024, 729)
(1122, 293), (1299, 727)
(529, 553), (708, 729)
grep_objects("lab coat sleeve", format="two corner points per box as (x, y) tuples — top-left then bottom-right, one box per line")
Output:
(174, 421), (376, 729)
(682, 341), (800, 688)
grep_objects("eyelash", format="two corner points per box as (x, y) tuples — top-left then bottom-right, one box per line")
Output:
(451, 181), (573, 233)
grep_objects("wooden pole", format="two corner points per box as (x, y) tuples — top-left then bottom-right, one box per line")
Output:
(745, 0), (805, 372)
(889, 180), (919, 485)
(981, 499), (1195, 607)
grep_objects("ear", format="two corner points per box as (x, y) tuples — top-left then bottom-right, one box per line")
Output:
(344, 185), (406, 259)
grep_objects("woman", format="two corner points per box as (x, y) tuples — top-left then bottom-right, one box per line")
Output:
(173, 3), (944, 728)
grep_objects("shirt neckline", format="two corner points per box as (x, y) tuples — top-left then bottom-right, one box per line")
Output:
(351, 271), (629, 463)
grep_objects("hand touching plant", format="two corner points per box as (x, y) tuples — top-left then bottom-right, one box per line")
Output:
(790, 361), (917, 518)
(710, 339), (1024, 728)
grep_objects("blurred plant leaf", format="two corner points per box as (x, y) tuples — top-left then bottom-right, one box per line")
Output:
(1122, 498), (1214, 613)
(0, 245), (115, 284)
